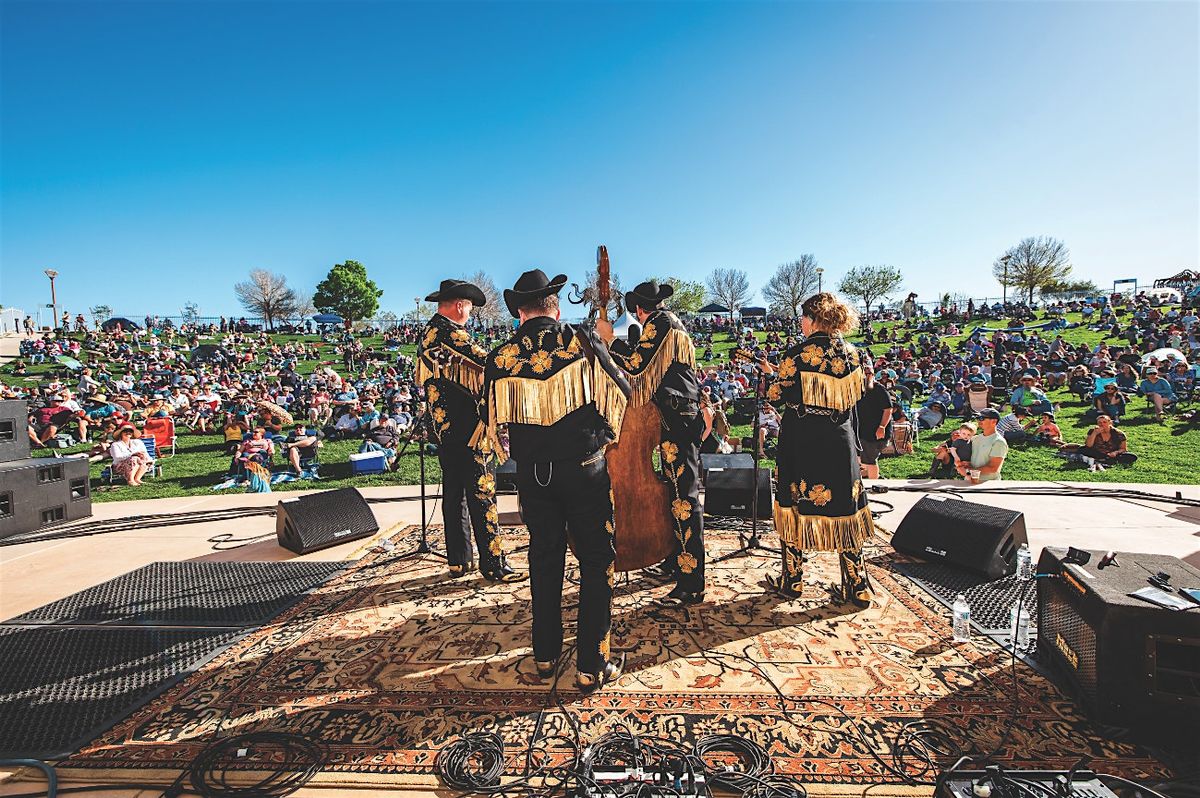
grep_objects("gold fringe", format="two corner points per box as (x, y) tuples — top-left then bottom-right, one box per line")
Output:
(773, 503), (874, 551)
(590, 356), (628, 445)
(628, 328), (696, 407)
(797, 366), (864, 412)
(416, 347), (485, 396)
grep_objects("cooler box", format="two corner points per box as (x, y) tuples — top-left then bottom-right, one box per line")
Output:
(349, 450), (388, 474)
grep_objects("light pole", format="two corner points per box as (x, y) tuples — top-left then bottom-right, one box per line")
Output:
(1000, 255), (1011, 305)
(815, 267), (824, 294)
(44, 269), (59, 329)
(413, 297), (421, 322)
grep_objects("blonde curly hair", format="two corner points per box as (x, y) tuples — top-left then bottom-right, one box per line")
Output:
(801, 292), (859, 335)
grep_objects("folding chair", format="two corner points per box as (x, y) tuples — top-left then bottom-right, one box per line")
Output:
(966, 384), (992, 417)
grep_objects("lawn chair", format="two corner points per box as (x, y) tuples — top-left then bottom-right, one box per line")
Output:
(101, 436), (164, 484)
(966, 384), (992, 417)
(141, 415), (177, 457)
(990, 367), (1011, 406)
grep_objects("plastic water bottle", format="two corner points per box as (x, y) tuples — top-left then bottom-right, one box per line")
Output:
(1010, 602), (1029, 649)
(952, 593), (971, 643)
(1016, 542), (1033, 582)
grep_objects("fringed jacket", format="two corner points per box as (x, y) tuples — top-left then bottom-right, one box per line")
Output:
(478, 317), (630, 464)
(415, 313), (489, 447)
(611, 310), (700, 437)
(766, 332), (864, 416)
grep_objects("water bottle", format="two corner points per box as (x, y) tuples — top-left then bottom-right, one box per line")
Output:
(1010, 602), (1029, 648)
(1016, 542), (1033, 581)
(952, 593), (971, 643)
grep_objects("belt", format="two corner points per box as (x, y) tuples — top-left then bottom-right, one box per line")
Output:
(784, 403), (843, 417)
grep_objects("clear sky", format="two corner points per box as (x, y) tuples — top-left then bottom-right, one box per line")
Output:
(1, 0), (1196, 321)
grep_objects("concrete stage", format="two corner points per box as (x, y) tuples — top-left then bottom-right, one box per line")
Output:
(1, 478), (1197, 796)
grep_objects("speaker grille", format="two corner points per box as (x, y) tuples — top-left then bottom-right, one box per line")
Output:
(1041, 579), (1099, 706)
(276, 488), (378, 554)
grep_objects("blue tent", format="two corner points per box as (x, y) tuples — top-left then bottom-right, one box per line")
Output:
(312, 313), (344, 325)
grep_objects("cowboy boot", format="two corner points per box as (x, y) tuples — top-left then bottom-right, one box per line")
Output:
(767, 543), (805, 598)
(838, 548), (873, 609)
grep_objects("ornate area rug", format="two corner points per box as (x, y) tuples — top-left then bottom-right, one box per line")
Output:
(57, 525), (1170, 790)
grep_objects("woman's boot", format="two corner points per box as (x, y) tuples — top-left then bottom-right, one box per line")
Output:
(767, 543), (805, 598)
(838, 548), (873, 609)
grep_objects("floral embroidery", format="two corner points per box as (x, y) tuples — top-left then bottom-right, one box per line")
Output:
(599, 632), (611, 660)
(660, 441), (678, 464)
(426, 385), (439, 403)
(488, 537), (504, 556)
(639, 322), (658, 345)
(432, 407), (446, 424)
(830, 357), (846, 376)
(677, 551), (698, 574)
(672, 498), (692, 521)
(800, 345), (825, 367)
(422, 327), (438, 347)
(767, 383), (782, 401)
(450, 329), (470, 344)
(777, 357), (797, 379)
(529, 350), (553, 373)
(852, 481), (861, 501)
(807, 484), (832, 506)
(478, 472), (495, 494)
(494, 344), (521, 370)
(606, 562), (615, 588)
(628, 351), (643, 369)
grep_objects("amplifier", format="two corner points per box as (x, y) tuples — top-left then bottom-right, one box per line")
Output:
(703, 467), (771, 519)
(890, 495), (1027, 580)
(699, 453), (753, 484)
(276, 487), (379, 554)
(937, 769), (1118, 798)
(495, 457), (518, 492)
(1036, 547), (1200, 736)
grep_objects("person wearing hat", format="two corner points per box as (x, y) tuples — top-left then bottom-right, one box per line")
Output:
(1138, 365), (1177, 422)
(416, 280), (524, 584)
(957, 408), (1008, 484)
(479, 269), (631, 692)
(1009, 372), (1053, 415)
(601, 280), (705, 607)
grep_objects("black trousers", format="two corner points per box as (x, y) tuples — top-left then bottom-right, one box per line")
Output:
(438, 442), (503, 571)
(659, 434), (704, 593)
(518, 453), (616, 675)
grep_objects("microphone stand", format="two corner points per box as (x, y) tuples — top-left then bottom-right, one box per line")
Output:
(714, 357), (780, 563)
(391, 400), (446, 563)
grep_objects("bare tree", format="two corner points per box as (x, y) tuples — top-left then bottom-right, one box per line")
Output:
(837, 265), (903, 317)
(705, 268), (752, 317)
(992, 236), (1072, 304)
(291, 291), (316, 324)
(568, 269), (625, 319)
(89, 304), (113, 327)
(465, 270), (505, 324)
(234, 269), (297, 330)
(761, 255), (820, 320)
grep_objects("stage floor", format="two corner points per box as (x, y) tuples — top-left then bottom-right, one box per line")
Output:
(1, 479), (1197, 797)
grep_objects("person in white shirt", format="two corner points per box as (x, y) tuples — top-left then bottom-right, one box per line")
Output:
(958, 409), (1009, 484)
(109, 425), (153, 486)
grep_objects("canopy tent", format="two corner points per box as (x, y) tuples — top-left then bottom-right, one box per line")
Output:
(312, 313), (344, 325)
(1154, 270), (1199, 289)
(697, 303), (730, 314)
(191, 344), (233, 365)
(100, 317), (141, 332)
(739, 306), (766, 317)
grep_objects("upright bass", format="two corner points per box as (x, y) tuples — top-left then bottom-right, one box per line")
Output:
(593, 246), (676, 571)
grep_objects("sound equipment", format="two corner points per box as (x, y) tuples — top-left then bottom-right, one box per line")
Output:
(495, 457), (518, 492)
(579, 766), (707, 798)
(0, 454), (91, 541)
(699, 453), (753, 484)
(890, 495), (1027, 580)
(703, 467), (771, 518)
(0, 399), (30, 464)
(1036, 546), (1200, 736)
(936, 769), (1118, 798)
(276, 488), (379, 554)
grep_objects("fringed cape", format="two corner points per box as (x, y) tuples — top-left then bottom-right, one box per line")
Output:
(612, 310), (696, 407)
(415, 313), (489, 446)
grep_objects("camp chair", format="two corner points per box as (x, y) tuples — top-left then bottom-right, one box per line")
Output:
(1091, 376), (1117, 398)
(101, 437), (164, 484)
(141, 416), (177, 457)
(990, 367), (1011, 405)
(966, 384), (992, 418)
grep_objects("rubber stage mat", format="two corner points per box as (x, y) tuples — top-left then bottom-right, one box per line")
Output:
(4, 560), (344, 627)
(0, 625), (243, 759)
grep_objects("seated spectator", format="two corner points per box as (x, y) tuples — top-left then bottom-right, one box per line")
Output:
(1138, 366), (1177, 422)
(1030, 411), (1064, 446)
(930, 422), (975, 477)
(282, 422), (320, 475)
(110, 424), (154, 485)
(958, 408), (1008, 483)
(1169, 361), (1195, 399)
(360, 415), (400, 468)
(142, 410), (176, 454)
(947, 382), (969, 417)
(223, 415), (249, 455)
(30, 395), (74, 447)
(756, 403), (781, 454)
(1069, 365), (1095, 402)
(1009, 374), (1053, 415)
(235, 427), (274, 471)
(1076, 413), (1137, 470)
(1086, 382), (1127, 423)
(1116, 363), (1140, 393)
(328, 407), (362, 440)
(915, 400), (946, 431)
(996, 406), (1031, 443)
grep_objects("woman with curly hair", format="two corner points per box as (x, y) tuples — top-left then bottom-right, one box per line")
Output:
(759, 292), (874, 607)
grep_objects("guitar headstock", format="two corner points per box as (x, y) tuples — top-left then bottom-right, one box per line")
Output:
(731, 347), (759, 365)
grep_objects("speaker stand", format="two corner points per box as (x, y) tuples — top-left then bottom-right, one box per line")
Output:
(391, 404), (446, 564)
(714, 351), (779, 564)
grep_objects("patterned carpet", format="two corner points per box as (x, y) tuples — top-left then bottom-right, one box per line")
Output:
(58, 524), (1170, 789)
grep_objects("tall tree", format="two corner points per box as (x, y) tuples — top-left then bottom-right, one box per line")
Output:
(837, 265), (903, 317)
(761, 255), (820, 320)
(313, 260), (382, 327)
(705, 267), (752, 316)
(1041, 277), (1099, 298)
(648, 276), (706, 314)
(464, 270), (504, 324)
(89, 304), (113, 327)
(234, 269), (297, 330)
(992, 236), (1072, 304)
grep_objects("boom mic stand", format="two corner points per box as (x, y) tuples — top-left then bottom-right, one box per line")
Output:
(714, 355), (780, 563)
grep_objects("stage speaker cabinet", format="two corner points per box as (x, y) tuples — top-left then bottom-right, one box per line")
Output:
(890, 495), (1027, 580)
(1036, 547), (1200, 736)
(703, 467), (771, 519)
(495, 457), (519, 493)
(276, 487), (379, 554)
(700, 453), (754, 485)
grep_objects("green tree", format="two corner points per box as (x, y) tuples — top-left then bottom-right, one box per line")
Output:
(313, 260), (382, 327)
(1041, 278), (1099, 298)
(992, 236), (1072, 304)
(837, 265), (903, 317)
(649, 276), (706, 314)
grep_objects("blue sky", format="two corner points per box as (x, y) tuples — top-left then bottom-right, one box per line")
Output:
(1, 0), (1196, 321)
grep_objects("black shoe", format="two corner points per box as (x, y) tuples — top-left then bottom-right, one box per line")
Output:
(657, 585), (705, 607)
(448, 563), (478, 579)
(644, 560), (677, 581)
(482, 562), (528, 583)
(576, 655), (624, 694)
(838, 551), (874, 609)
(536, 659), (557, 679)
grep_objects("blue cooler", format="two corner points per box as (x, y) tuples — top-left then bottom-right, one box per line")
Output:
(350, 450), (388, 475)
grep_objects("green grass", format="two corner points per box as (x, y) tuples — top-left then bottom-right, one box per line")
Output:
(6, 314), (1197, 503)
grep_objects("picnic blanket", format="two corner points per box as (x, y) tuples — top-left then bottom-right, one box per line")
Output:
(211, 465), (321, 492)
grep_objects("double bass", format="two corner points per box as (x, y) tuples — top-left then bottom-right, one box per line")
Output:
(592, 246), (676, 572)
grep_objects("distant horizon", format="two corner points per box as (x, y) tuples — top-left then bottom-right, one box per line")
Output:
(2, 1), (1196, 320)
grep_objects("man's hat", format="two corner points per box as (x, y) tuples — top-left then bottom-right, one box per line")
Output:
(625, 280), (674, 312)
(977, 408), (1001, 420)
(503, 269), (568, 318)
(425, 279), (486, 306)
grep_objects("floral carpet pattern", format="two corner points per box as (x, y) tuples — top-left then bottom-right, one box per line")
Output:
(61, 525), (1170, 786)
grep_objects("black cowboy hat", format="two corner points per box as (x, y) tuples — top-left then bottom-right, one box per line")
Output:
(503, 269), (568, 318)
(625, 280), (674, 312)
(425, 279), (486, 306)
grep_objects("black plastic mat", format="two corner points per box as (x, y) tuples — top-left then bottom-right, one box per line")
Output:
(5, 560), (344, 627)
(0, 625), (243, 758)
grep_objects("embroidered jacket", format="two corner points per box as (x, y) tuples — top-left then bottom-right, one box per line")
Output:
(611, 309), (697, 408)
(415, 313), (489, 447)
(478, 316), (630, 464)
(766, 332), (864, 413)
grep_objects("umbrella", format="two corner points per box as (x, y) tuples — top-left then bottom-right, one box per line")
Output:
(313, 313), (344, 325)
(1141, 347), (1189, 367)
(55, 355), (83, 371)
(257, 399), (294, 426)
(101, 317), (142, 332)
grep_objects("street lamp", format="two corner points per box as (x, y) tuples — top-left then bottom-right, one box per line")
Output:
(44, 269), (59, 328)
(815, 267), (824, 293)
(413, 297), (420, 321)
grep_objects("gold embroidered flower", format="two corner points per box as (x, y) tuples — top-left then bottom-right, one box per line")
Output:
(640, 322), (658, 343)
(852, 481), (861, 501)
(766, 383), (782, 402)
(677, 552), (698, 574)
(777, 357), (797, 379)
(494, 344), (521, 370)
(426, 385), (439, 403)
(529, 350), (553, 373)
(599, 633), (611, 660)
(808, 484), (832, 506)
(472, 345), (488, 358)
(800, 345), (826, 367)
(672, 498), (692, 520)
(489, 537), (504, 556)
(478, 472), (496, 494)
(606, 562), (615, 588)
(432, 407), (446, 424)
(423, 327), (438, 347)
(790, 480), (808, 502)
(486, 505), (499, 524)
(660, 441), (678, 464)
(628, 352), (643, 369)
(830, 357), (846, 376)
(450, 329), (470, 344)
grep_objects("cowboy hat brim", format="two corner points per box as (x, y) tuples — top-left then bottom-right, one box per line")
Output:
(425, 280), (487, 306)
(504, 274), (568, 318)
(625, 282), (674, 312)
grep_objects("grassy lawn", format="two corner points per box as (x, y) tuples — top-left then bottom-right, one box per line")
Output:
(6, 310), (1197, 504)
